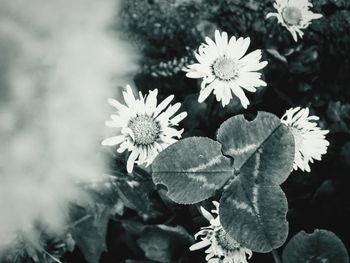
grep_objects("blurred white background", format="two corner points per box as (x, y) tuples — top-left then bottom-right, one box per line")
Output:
(0, 0), (138, 251)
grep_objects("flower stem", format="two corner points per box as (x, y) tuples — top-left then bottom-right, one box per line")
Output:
(205, 93), (215, 120)
(271, 249), (282, 263)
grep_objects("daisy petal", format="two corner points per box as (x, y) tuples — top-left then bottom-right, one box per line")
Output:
(146, 89), (158, 115)
(154, 95), (174, 117)
(127, 149), (139, 173)
(164, 102), (181, 118)
(281, 107), (329, 172)
(101, 135), (125, 146)
(108, 98), (128, 112)
(170, 112), (188, 125)
(189, 240), (211, 251)
(230, 83), (250, 108)
(198, 80), (218, 103)
(123, 85), (136, 107)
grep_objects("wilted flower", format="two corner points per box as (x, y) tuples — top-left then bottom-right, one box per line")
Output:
(184, 30), (267, 108)
(281, 107), (329, 172)
(190, 201), (252, 263)
(102, 85), (187, 173)
(266, 0), (323, 42)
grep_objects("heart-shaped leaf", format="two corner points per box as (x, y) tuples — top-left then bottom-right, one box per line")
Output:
(217, 112), (294, 178)
(282, 229), (349, 263)
(218, 112), (295, 252)
(220, 177), (288, 253)
(152, 137), (233, 204)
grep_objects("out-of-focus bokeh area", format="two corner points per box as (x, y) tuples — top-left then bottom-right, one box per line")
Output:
(0, 0), (350, 262)
(0, 0), (137, 261)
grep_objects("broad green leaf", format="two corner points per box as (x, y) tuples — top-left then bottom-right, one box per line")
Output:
(115, 171), (156, 217)
(70, 205), (111, 263)
(219, 177), (288, 253)
(218, 112), (295, 252)
(217, 112), (294, 184)
(137, 225), (193, 263)
(69, 173), (128, 263)
(237, 114), (295, 185)
(282, 229), (349, 263)
(152, 137), (233, 204)
(109, 157), (158, 217)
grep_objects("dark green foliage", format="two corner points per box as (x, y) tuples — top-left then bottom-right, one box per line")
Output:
(152, 137), (233, 204)
(71, 206), (110, 263)
(111, 158), (158, 218)
(216, 112), (295, 182)
(283, 229), (349, 263)
(220, 178), (289, 252)
(152, 112), (295, 252)
(137, 225), (193, 262)
(326, 101), (350, 134)
(218, 112), (294, 252)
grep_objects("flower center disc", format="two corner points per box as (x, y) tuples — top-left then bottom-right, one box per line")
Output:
(215, 228), (240, 251)
(128, 115), (160, 145)
(282, 6), (303, 25)
(212, 57), (237, 81)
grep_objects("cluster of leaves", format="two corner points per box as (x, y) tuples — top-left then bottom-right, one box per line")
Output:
(153, 112), (296, 252)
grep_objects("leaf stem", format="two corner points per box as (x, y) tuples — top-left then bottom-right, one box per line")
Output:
(271, 249), (282, 263)
(205, 93), (215, 120)
(69, 214), (92, 228)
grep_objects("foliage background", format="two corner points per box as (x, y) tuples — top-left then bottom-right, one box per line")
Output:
(103, 0), (350, 262)
(1, 0), (350, 262)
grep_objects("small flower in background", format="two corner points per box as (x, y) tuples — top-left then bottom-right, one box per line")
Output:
(190, 201), (252, 263)
(266, 0), (323, 42)
(184, 30), (267, 108)
(102, 85), (187, 173)
(281, 107), (329, 172)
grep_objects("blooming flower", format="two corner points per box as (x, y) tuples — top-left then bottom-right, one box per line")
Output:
(102, 85), (187, 173)
(184, 30), (267, 108)
(190, 201), (252, 263)
(281, 107), (329, 172)
(266, 0), (323, 42)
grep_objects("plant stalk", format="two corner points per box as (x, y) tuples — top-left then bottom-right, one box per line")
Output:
(271, 249), (282, 263)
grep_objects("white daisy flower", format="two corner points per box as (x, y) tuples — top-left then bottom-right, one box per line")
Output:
(102, 85), (187, 173)
(281, 107), (329, 172)
(266, 0), (323, 42)
(190, 201), (252, 263)
(184, 30), (267, 108)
